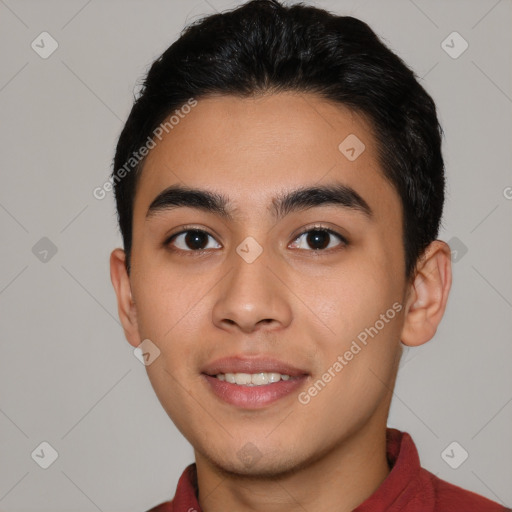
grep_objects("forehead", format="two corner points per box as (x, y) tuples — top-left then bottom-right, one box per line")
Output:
(133, 92), (399, 222)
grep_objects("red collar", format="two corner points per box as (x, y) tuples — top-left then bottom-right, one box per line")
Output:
(149, 428), (507, 512)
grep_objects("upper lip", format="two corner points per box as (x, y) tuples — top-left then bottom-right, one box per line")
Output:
(202, 356), (309, 377)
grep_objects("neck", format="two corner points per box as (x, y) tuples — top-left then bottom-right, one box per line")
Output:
(195, 419), (391, 512)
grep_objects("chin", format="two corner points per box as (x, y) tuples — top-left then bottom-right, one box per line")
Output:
(198, 440), (319, 480)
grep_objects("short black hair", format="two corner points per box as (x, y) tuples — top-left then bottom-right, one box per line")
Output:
(112, 0), (445, 279)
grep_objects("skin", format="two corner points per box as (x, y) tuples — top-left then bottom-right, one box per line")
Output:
(110, 92), (452, 512)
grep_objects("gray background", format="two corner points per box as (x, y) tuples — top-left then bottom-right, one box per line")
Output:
(1, 0), (511, 510)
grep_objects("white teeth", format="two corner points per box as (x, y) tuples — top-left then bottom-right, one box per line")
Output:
(215, 372), (292, 386)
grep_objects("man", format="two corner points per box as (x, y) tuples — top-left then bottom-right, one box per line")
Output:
(109, 1), (509, 510)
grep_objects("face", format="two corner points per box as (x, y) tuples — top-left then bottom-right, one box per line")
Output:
(117, 92), (412, 475)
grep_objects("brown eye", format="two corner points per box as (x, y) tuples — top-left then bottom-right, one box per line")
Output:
(289, 228), (346, 251)
(168, 229), (221, 252)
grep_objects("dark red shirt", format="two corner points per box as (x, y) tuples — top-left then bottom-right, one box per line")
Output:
(146, 428), (509, 512)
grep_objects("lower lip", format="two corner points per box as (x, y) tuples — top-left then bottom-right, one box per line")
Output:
(202, 374), (308, 409)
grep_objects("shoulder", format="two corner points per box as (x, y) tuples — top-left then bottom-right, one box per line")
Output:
(420, 468), (509, 511)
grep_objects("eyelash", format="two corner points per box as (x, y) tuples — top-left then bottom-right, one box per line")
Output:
(163, 225), (348, 256)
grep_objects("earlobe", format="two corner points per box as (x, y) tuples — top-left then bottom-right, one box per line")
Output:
(401, 240), (452, 347)
(110, 248), (141, 348)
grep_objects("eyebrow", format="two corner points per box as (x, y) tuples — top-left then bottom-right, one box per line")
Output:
(146, 182), (373, 221)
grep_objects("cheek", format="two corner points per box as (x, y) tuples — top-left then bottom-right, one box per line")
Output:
(298, 296), (403, 432)
(132, 258), (204, 337)
(300, 259), (398, 335)
(131, 263), (217, 384)
(300, 255), (403, 394)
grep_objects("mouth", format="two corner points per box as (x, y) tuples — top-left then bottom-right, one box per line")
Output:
(212, 372), (295, 385)
(201, 356), (310, 409)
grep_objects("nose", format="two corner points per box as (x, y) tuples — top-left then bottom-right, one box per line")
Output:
(211, 246), (293, 334)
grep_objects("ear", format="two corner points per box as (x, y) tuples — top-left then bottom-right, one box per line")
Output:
(401, 240), (452, 347)
(110, 248), (141, 348)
